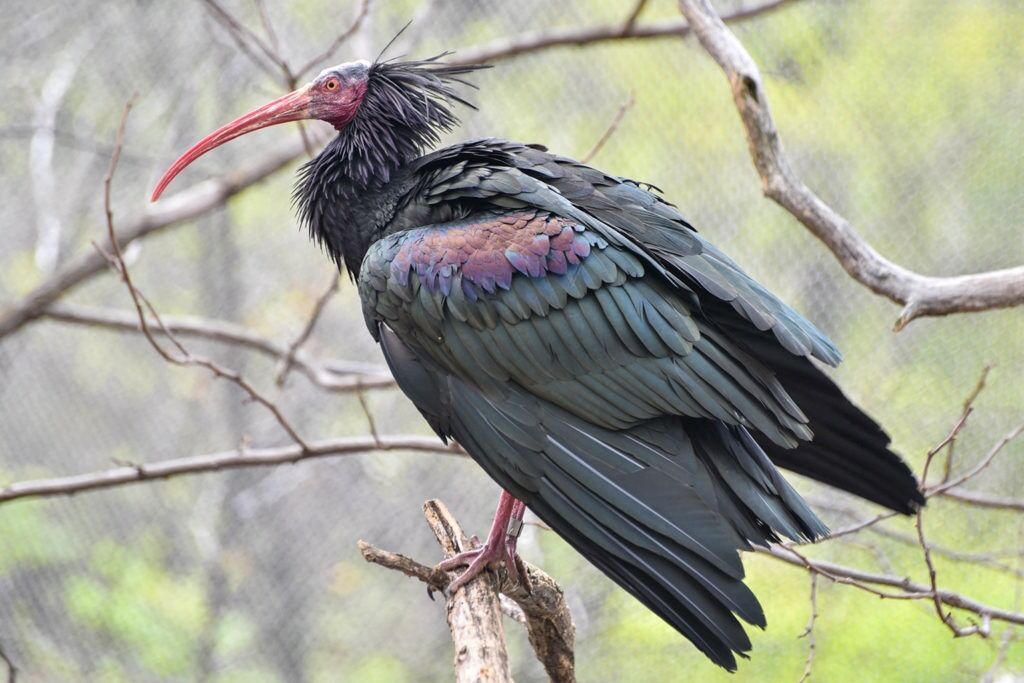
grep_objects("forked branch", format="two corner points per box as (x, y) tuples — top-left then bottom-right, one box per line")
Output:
(360, 500), (576, 683)
(677, 0), (1024, 329)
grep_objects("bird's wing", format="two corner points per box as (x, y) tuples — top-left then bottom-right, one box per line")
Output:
(409, 139), (841, 365)
(403, 139), (922, 512)
(360, 208), (828, 669)
(361, 210), (811, 450)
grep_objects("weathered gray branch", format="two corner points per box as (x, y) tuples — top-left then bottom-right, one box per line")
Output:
(424, 500), (513, 683)
(677, 0), (1024, 329)
(360, 500), (576, 683)
(0, 435), (462, 504)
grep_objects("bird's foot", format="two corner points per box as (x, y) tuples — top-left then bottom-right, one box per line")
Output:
(438, 535), (522, 593)
(437, 491), (527, 594)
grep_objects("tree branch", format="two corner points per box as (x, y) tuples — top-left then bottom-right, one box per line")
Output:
(0, 435), (461, 505)
(40, 303), (395, 392)
(0, 133), (314, 340)
(762, 545), (1016, 628)
(677, 0), (1024, 329)
(0, 639), (15, 683)
(99, 98), (312, 450)
(0, 1), (798, 344)
(360, 500), (575, 682)
(938, 489), (1024, 512)
(454, 0), (796, 64)
(581, 92), (635, 164)
(274, 272), (339, 386)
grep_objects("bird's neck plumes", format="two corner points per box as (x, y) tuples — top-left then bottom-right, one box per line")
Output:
(294, 56), (487, 275)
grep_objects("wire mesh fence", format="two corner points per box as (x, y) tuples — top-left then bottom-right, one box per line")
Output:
(1, 1), (1022, 681)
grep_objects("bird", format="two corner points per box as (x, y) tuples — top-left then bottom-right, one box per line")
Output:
(152, 53), (924, 670)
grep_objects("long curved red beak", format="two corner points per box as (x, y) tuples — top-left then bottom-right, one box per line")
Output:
(150, 85), (313, 201)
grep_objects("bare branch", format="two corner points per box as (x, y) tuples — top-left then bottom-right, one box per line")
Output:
(41, 303), (395, 392)
(360, 500), (575, 682)
(275, 272), (340, 386)
(941, 365), (993, 484)
(622, 0), (651, 34)
(677, 0), (1024, 328)
(424, 500), (512, 683)
(927, 423), (1024, 498)
(581, 92), (635, 164)
(916, 505), (989, 637)
(797, 571), (817, 683)
(453, 0), (796, 64)
(0, 132), (315, 340)
(201, 0), (289, 79)
(0, 435), (461, 505)
(0, 639), (15, 683)
(938, 489), (1024, 512)
(295, 0), (372, 79)
(99, 100), (311, 449)
(762, 545), (1024, 627)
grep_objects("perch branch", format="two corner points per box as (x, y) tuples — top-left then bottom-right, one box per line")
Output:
(677, 0), (1024, 328)
(423, 500), (513, 683)
(360, 500), (576, 683)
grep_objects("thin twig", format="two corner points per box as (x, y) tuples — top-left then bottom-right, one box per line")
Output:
(621, 0), (651, 34)
(275, 272), (339, 386)
(939, 489), (1024, 512)
(797, 571), (817, 683)
(942, 365), (993, 483)
(581, 92), (635, 164)
(100, 97), (312, 450)
(295, 0), (372, 79)
(42, 302), (395, 392)
(927, 424), (1024, 498)
(356, 390), (381, 447)
(201, 0), (288, 78)
(916, 505), (989, 637)
(0, 640), (15, 683)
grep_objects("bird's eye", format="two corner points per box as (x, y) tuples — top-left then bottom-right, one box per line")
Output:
(325, 79), (339, 91)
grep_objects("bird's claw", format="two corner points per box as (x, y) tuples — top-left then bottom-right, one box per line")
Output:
(438, 540), (521, 594)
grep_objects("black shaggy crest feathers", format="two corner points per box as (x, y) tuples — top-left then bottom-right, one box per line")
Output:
(293, 53), (487, 271)
(312, 54), (487, 189)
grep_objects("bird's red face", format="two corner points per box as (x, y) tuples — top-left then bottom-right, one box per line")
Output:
(150, 60), (370, 201)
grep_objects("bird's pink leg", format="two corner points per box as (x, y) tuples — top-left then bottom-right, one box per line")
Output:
(439, 490), (527, 592)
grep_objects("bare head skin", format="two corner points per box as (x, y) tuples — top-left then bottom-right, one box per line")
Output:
(150, 60), (371, 201)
